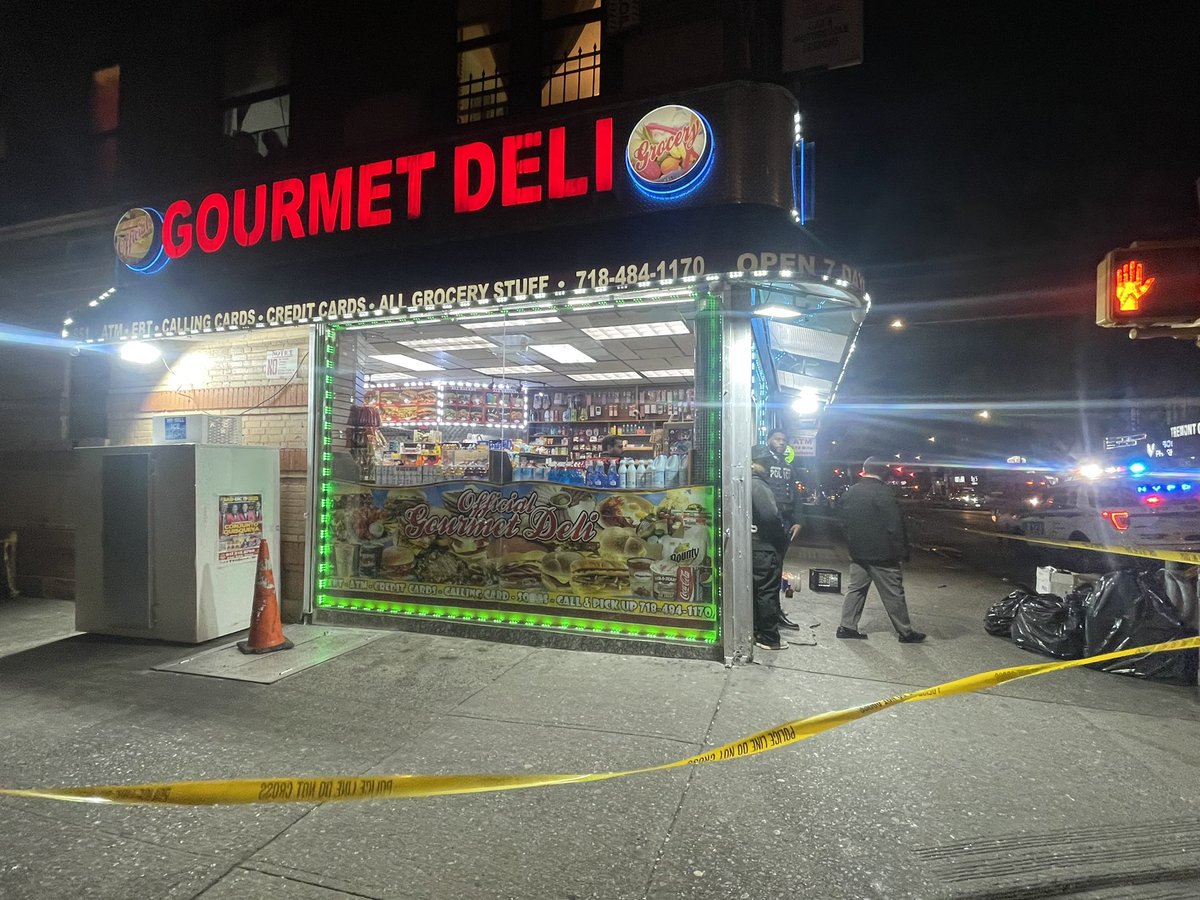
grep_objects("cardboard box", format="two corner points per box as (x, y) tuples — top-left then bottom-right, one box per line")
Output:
(1035, 566), (1098, 596)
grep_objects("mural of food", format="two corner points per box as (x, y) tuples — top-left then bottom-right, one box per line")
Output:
(326, 479), (715, 627)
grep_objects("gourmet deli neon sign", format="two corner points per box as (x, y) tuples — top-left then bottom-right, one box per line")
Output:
(150, 118), (615, 262)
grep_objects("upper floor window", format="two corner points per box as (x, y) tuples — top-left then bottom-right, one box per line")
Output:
(457, 0), (601, 125)
(457, 0), (512, 123)
(91, 64), (120, 181)
(540, 0), (601, 108)
(223, 20), (291, 158)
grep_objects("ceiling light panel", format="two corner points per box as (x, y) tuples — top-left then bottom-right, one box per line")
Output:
(474, 364), (551, 375)
(776, 369), (832, 392)
(369, 353), (444, 371)
(398, 336), (496, 351)
(752, 304), (803, 319)
(566, 371), (643, 382)
(529, 343), (596, 364)
(460, 316), (562, 329)
(766, 321), (846, 362)
(580, 321), (690, 340)
(640, 368), (694, 378)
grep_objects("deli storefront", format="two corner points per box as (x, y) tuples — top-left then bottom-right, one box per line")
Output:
(72, 82), (868, 664)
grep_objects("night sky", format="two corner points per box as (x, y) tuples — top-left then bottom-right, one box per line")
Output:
(792, 1), (1200, 459)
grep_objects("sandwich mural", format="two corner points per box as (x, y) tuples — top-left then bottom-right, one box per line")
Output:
(327, 479), (716, 628)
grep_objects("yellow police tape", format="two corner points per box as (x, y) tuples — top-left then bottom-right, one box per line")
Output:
(3, 636), (1198, 807)
(964, 528), (1200, 565)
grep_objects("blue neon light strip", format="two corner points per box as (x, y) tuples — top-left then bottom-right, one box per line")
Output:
(125, 208), (170, 275)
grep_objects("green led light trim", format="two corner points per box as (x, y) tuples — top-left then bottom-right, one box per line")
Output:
(693, 291), (724, 643)
(315, 595), (718, 643)
(313, 308), (723, 648)
(315, 324), (342, 587)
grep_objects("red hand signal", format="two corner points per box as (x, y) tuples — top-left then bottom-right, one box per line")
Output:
(1115, 260), (1156, 312)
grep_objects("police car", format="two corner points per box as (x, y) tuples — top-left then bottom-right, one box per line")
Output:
(997, 470), (1200, 568)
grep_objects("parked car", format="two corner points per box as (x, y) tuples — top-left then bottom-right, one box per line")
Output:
(994, 475), (1200, 571)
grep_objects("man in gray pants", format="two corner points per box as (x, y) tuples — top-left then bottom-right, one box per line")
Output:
(836, 457), (926, 643)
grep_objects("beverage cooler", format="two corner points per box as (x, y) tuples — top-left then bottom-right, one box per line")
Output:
(74, 444), (280, 642)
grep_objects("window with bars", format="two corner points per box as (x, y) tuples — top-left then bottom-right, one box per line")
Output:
(457, 0), (512, 123)
(457, 0), (601, 125)
(222, 20), (291, 158)
(540, 4), (601, 109)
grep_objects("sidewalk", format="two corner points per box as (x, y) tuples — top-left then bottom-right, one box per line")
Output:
(2, 546), (1199, 899)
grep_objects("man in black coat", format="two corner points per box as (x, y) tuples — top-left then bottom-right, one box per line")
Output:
(751, 448), (790, 650)
(836, 457), (926, 643)
(752, 430), (804, 632)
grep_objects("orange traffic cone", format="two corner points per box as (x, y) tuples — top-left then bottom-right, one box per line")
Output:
(237, 539), (293, 654)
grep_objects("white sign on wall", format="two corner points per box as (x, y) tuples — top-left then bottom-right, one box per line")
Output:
(265, 348), (298, 380)
(792, 431), (817, 458)
(1105, 432), (1147, 449)
(782, 0), (864, 73)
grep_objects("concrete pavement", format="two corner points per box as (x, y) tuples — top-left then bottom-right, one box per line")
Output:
(2, 544), (1199, 899)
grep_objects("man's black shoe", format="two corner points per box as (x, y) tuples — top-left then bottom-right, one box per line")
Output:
(755, 636), (788, 651)
(898, 631), (927, 644)
(836, 626), (868, 640)
(778, 614), (801, 631)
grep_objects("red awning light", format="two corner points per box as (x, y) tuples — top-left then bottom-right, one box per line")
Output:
(1102, 509), (1130, 530)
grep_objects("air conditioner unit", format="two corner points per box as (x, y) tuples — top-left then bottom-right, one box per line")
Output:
(152, 414), (243, 445)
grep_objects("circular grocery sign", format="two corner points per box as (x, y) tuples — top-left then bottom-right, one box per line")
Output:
(114, 207), (167, 273)
(625, 105), (713, 198)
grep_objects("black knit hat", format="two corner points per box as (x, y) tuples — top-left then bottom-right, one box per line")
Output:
(751, 444), (774, 465)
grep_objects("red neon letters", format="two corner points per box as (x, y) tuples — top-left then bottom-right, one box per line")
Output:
(162, 118), (613, 258)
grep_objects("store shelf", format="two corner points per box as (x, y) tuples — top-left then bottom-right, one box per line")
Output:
(529, 421), (694, 429)
(529, 418), (685, 425)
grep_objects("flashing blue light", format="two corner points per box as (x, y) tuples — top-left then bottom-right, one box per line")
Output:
(1128, 461), (1147, 475)
(1138, 481), (1193, 495)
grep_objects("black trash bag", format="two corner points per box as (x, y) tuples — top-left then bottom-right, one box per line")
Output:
(985, 590), (1033, 637)
(1084, 569), (1199, 684)
(1010, 590), (1087, 659)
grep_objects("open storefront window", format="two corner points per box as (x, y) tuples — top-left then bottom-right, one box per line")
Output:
(315, 292), (720, 644)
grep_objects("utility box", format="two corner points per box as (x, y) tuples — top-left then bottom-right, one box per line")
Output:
(73, 444), (279, 642)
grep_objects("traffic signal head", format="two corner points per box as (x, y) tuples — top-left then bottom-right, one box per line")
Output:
(1096, 241), (1200, 327)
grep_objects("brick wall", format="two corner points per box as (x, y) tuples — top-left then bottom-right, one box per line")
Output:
(0, 344), (69, 451)
(106, 327), (312, 620)
(0, 345), (75, 597)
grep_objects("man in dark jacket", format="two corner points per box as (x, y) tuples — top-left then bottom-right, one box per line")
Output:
(751, 448), (790, 650)
(752, 430), (804, 631)
(837, 457), (926, 643)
